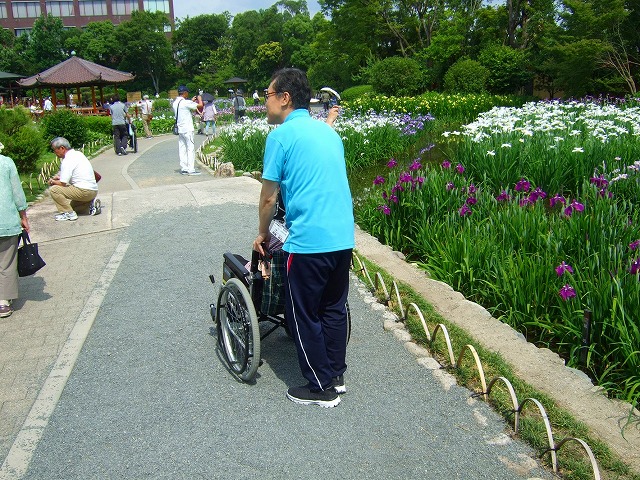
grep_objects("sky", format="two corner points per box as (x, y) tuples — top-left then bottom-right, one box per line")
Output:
(173, 0), (322, 21)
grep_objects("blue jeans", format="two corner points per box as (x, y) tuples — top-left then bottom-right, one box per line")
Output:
(204, 120), (216, 136)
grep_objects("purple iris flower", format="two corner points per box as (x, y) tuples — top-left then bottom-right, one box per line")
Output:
(459, 204), (472, 216)
(455, 163), (465, 174)
(387, 158), (398, 168)
(373, 175), (385, 185)
(529, 187), (547, 202)
(389, 194), (398, 203)
(495, 190), (510, 202)
(515, 178), (531, 192)
(466, 196), (477, 205)
(414, 176), (424, 185)
(629, 239), (640, 251)
(630, 257), (640, 275)
(399, 172), (413, 183)
(559, 284), (577, 301)
(550, 194), (566, 207)
(564, 200), (585, 217)
(381, 191), (388, 200)
(420, 144), (435, 154)
(377, 205), (391, 215)
(446, 182), (455, 191)
(468, 184), (477, 194)
(442, 160), (451, 169)
(590, 175), (609, 188)
(409, 159), (422, 171)
(555, 261), (574, 276)
(519, 197), (533, 207)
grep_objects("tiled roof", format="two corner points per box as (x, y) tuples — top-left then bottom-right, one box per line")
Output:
(19, 56), (134, 87)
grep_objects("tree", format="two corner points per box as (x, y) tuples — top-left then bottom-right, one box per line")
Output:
(65, 22), (119, 68)
(116, 11), (173, 94)
(443, 58), (489, 93)
(27, 14), (66, 72)
(172, 14), (230, 77)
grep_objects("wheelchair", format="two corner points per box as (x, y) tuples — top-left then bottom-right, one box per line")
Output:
(209, 249), (351, 382)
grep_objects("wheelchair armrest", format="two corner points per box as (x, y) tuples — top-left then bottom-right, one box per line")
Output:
(222, 252), (252, 286)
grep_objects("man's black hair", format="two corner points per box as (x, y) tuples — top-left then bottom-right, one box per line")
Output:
(270, 68), (311, 110)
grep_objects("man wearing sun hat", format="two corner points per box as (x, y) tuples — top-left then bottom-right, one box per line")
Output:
(173, 85), (203, 175)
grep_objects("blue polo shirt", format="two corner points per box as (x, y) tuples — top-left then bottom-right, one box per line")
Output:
(262, 109), (355, 254)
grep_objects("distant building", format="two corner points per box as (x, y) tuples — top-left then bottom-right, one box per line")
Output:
(0, 0), (175, 36)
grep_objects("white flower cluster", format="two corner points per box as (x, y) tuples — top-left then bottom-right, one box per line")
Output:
(454, 100), (640, 144)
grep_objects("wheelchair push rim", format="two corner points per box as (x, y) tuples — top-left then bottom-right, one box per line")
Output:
(216, 278), (261, 381)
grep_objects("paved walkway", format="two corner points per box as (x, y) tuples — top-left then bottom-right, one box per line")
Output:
(0, 132), (633, 478)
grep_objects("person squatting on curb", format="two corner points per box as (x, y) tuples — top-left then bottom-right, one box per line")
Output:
(48, 137), (101, 221)
(253, 68), (355, 408)
(0, 144), (30, 318)
(173, 85), (203, 176)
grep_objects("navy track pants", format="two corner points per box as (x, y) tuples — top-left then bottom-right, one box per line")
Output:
(284, 249), (352, 391)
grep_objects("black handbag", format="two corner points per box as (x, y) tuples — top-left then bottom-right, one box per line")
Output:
(17, 230), (46, 277)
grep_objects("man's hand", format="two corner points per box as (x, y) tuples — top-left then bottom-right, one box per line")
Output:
(253, 233), (270, 256)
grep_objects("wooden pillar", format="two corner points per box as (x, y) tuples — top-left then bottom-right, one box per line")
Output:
(76, 86), (81, 107)
(63, 87), (68, 107)
(91, 85), (97, 113)
(99, 85), (104, 105)
(51, 87), (57, 111)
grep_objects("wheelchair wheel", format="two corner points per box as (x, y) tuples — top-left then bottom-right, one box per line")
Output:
(131, 129), (138, 153)
(216, 278), (260, 381)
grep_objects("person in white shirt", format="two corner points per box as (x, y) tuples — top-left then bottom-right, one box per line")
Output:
(138, 95), (153, 138)
(48, 137), (101, 221)
(173, 85), (203, 175)
(43, 97), (53, 111)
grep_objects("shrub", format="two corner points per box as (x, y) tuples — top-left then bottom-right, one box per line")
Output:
(369, 57), (424, 97)
(341, 85), (373, 102)
(0, 106), (45, 173)
(478, 45), (533, 94)
(41, 110), (88, 148)
(83, 115), (113, 136)
(0, 105), (32, 135)
(0, 125), (46, 173)
(443, 59), (489, 93)
(152, 98), (171, 109)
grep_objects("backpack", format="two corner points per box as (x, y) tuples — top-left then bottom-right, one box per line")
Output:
(236, 96), (246, 111)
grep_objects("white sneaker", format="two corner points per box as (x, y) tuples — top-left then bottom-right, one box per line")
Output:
(55, 211), (78, 221)
(187, 171), (202, 176)
(89, 198), (102, 216)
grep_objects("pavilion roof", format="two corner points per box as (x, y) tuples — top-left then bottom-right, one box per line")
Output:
(18, 56), (134, 88)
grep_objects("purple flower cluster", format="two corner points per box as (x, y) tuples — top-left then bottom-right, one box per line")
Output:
(401, 114), (435, 136)
(375, 157), (426, 215)
(555, 261), (577, 301)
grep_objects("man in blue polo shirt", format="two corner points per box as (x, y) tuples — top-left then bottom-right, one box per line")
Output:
(253, 68), (354, 408)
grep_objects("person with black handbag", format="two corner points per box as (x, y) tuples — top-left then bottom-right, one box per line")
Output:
(0, 144), (30, 318)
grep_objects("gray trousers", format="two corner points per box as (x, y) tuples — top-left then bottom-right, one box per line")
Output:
(0, 235), (20, 301)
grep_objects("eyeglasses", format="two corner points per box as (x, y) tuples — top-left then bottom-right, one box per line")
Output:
(264, 91), (279, 99)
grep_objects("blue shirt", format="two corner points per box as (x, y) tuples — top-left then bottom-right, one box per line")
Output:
(262, 109), (355, 254)
(0, 155), (28, 237)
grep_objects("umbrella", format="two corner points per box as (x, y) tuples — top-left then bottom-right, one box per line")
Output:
(201, 92), (215, 102)
(320, 87), (341, 101)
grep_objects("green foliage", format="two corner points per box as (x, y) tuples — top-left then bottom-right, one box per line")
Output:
(478, 45), (533, 94)
(152, 98), (171, 109)
(0, 125), (46, 173)
(82, 115), (113, 136)
(172, 13), (230, 76)
(443, 58), (489, 93)
(27, 14), (67, 72)
(40, 110), (88, 148)
(0, 107), (45, 173)
(369, 56), (424, 96)
(341, 85), (373, 101)
(117, 11), (173, 94)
